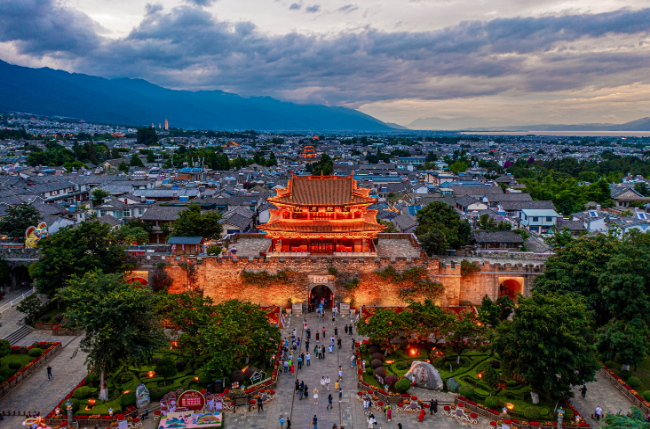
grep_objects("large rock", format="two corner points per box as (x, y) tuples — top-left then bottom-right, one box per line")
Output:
(404, 361), (444, 391)
(446, 377), (460, 393)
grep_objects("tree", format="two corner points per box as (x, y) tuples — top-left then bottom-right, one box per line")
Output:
(483, 365), (500, 396)
(136, 127), (159, 146)
(493, 292), (599, 401)
(172, 205), (223, 240)
(0, 203), (42, 241)
(116, 224), (149, 245)
(419, 229), (447, 256)
(634, 182), (650, 197)
(598, 317), (650, 372)
(477, 214), (497, 231)
(545, 227), (575, 249)
(149, 264), (173, 292)
(17, 294), (43, 324)
(478, 295), (501, 327)
(31, 221), (130, 297)
(58, 270), (166, 401)
(407, 300), (454, 347)
(601, 406), (649, 429)
(201, 300), (281, 379)
(155, 355), (178, 385)
(415, 202), (472, 249)
(446, 312), (488, 364)
(356, 308), (408, 351)
(309, 154), (334, 176)
(91, 188), (109, 206)
(449, 160), (469, 175)
(154, 292), (214, 353)
(130, 156), (144, 167)
(117, 161), (129, 173)
(0, 339), (10, 358)
(378, 220), (399, 233)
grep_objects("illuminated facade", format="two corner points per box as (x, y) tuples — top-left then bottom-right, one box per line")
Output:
(302, 144), (317, 159)
(260, 173), (386, 255)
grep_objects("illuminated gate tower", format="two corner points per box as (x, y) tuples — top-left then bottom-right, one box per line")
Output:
(302, 143), (317, 159)
(261, 173), (386, 255)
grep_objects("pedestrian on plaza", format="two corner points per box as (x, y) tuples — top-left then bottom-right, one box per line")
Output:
(287, 418), (292, 429)
(299, 387), (304, 400)
(295, 380), (300, 393)
(333, 425), (337, 429)
(595, 406), (602, 421)
(316, 332), (320, 342)
(258, 398), (264, 412)
(334, 327), (338, 336)
(325, 375), (331, 390)
(363, 398), (369, 413)
(351, 339), (355, 350)
(418, 407), (425, 421)
(321, 376), (326, 389)
(315, 345), (319, 356)
(387, 405), (392, 422)
(304, 383), (309, 399)
(322, 327), (326, 337)
(307, 328), (311, 339)
(304, 320), (308, 330)
(47, 365), (53, 380)
(293, 328), (296, 337)
(284, 360), (289, 373)
(291, 363), (295, 374)
(367, 414), (376, 429)
(338, 337), (342, 349)
(338, 366), (343, 380)
(398, 423), (403, 429)
(306, 339), (310, 350)
(306, 352), (311, 366)
(328, 344), (333, 353)
(339, 388), (342, 403)
(320, 346), (325, 360)
(335, 380), (339, 390)
(331, 336), (335, 347)
(349, 325), (353, 335)
(312, 415), (318, 429)
(580, 385), (587, 398)
(297, 338), (301, 348)
(344, 324), (348, 334)
(327, 394), (333, 409)
(351, 354), (356, 367)
(279, 415), (285, 428)
(332, 314), (335, 325)
(298, 355), (302, 369)
(314, 389), (319, 404)
(432, 398), (438, 415)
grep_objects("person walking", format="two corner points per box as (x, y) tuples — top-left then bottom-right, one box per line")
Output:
(313, 389), (319, 404)
(258, 398), (264, 412)
(312, 415), (318, 429)
(338, 366), (343, 381)
(349, 325), (353, 335)
(295, 380), (300, 394)
(332, 314), (335, 325)
(284, 360), (289, 374)
(321, 376), (326, 391)
(306, 339), (310, 350)
(287, 418), (292, 429)
(279, 415), (285, 428)
(304, 320), (308, 330)
(315, 345), (319, 357)
(351, 354), (356, 367)
(299, 386), (304, 400)
(338, 337), (342, 349)
(595, 406), (602, 421)
(298, 355), (302, 370)
(580, 385), (587, 398)
(306, 352), (311, 366)
(47, 365), (52, 380)
(351, 339), (355, 350)
(316, 332), (320, 342)
(291, 363), (295, 374)
(320, 346), (325, 360)
(327, 394), (333, 410)
(432, 398), (438, 415)
(334, 327), (338, 336)
(325, 376), (331, 390)
(322, 327), (326, 337)
(338, 388), (343, 403)
(335, 380), (339, 391)
(344, 324), (348, 334)
(387, 404), (392, 422)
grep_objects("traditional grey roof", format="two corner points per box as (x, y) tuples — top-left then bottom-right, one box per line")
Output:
(487, 193), (533, 203)
(451, 185), (503, 197)
(219, 213), (253, 230)
(139, 204), (188, 221)
(455, 196), (481, 208)
(134, 189), (200, 198)
(473, 231), (523, 244)
(392, 213), (418, 232)
(167, 236), (203, 244)
(222, 205), (255, 219)
(557, 219), (586, 231)
(501, 200), (556, 211)
(96, 214), (121, 227)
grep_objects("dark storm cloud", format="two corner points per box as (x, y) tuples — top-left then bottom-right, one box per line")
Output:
(2, 0), (650, 105)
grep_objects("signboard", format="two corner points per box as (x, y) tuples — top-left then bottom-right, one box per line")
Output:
(158, 411), (222, 429)
(339, 303), (350, 314)
(292, 303), (303, 314)
(311, 276), (330, 284)
(118, 420), (129, 429)
(178, 390), (206, 411)
(136, 383), (150, 408)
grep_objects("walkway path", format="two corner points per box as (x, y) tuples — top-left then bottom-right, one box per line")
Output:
(0, 287), (36, 338)
(570, 371), (635, 427)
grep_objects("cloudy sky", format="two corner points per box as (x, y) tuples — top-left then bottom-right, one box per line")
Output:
(1, 0), (650, 126)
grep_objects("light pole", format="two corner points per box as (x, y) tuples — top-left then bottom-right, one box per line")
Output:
(557, 406), (564, 427)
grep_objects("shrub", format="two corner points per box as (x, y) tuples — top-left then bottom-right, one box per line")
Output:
(28, 348), (43, 357)
(155, 356), (178, 381)
(489, 360), (501, 369)
(73, 386), (90, 399)
(643, 391), (650, 402)
(563, 408), (574, 420)
(371, 353), (385, 362)
(121, 391), (137, 408)
(603, 360), (617, 369)
(149, 387), (166, 401)
(70, 398), (80, 414)
(54, 313), (64, 323)
(459, 385), (474, 399)
(374, 366), (387, 377)
(244, 366), (259, 380)
(505, 380), (520, 388)
(176, 360), (186, 371)
(368, 346), (380, 355)
(366, 367), (374, 376)
(620, 370), (632, 380)
(86, 372), (99, 388)
(371, 359), (384, 369)
(385, 375), (398, 388)
(627, 376), (641, 388)
(206, 245), (222, 255)
(198, 369), (212, 386)
(396, 361), (411, 371)
(484, 396), (500, 409)
(395, 377), (411, 393)
(524, 407), (540, 419)
(9, 362), (22, 370)
(40, 314), (52, 322)
(230, 370), (245, 383)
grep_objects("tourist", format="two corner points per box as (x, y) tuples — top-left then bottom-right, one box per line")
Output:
(351, 354), (356, 367)
(320, 346), (325, 359)
(363, 398), (369, 413)
(338, 337), (342, 349)
(332, 314), (335, 325)
(306, 339), (310, 350)
(328, 344), (333, 353)
(580, 385), (587, 398)
(293, 328), (296, 337)
(335, 380), (339, 390)
(344, 324), (348, 334)
(297, 338), (301, 347)
(284, 360), (289, 373)
(304, 383), (309, 398)
(312, 415), (318, 429)
(279, 415), (285, 428)
(367, 414), (376, 429)
(333, 425), (337, 429)
(258, 398), (264, 412)
(47, 365), (53, 380)
(595, 406), (602, 421)
(287, 418), (292, 429)
(316, 332), (320, 342)
(321, 376), (326, 390)
(306, 352), (311, 366)
(351, 339), (355, 350)
(418, 407), (425, 422)
(296, 380), (300, 393)
(334, 326), (338, 336)
(291, 363), (295, 374)
(387, 404), (392, 422)
(322, 326), (326, 337)
(331, 336), (335, 347)
(339, 388), (342, 403)
(398, 423), (402, 429)
(298, 355), (302, 369)
(314, 389), (319, 404)
(325, 375), (331, 390)
(299, 387), (304, 400)
(432, 398), (438, 415)
(327, 394), (333, 409)
(349, 325), (353, 335)
(304, 320), (308, 330)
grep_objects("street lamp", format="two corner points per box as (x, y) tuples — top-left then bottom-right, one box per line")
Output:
(65, 399), (73, 425)
(557, 406), (565, 427)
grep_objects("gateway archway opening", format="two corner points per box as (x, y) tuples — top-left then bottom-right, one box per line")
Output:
(309, 285), (334, 312)
(499, 278), (523, 303)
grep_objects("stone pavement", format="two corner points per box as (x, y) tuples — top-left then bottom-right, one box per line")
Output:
(0, 287), (39, 338)
(570, 371), (635, 427)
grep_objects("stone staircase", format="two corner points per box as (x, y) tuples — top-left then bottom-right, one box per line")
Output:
(4, 325), (35, 345)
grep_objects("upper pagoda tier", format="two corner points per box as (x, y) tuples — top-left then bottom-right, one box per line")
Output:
(268, 173), (376, 207)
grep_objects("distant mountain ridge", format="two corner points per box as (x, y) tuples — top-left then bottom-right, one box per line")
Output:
(0, 59), (394, 131)
(407, 116), (650, 131)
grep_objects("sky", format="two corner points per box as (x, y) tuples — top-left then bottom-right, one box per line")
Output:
(1, 0), (650, 127)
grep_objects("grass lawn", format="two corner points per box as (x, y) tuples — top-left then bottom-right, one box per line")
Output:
(0, 353), (34, 380)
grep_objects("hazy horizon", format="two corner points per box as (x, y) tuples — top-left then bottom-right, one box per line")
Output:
(1, 1), (650, 126)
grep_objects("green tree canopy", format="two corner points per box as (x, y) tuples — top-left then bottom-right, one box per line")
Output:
(130, 156), (144, 167)
(308, 154), (334, 175)
(58, 270), (166, 400)
(493, 292), (599, 400)
(415, 202), (472, 251)
(136, 127), (159, 146)
(601, 406), (649, 429)
(17, 294), (43, 324)
(154, 292), (214, 353)
(172, 205), (223, 240)
(0, 203), (42, 241)
(91, 188), (109, 206)
(31, 221), (130, 297)
(116, 224), (149, 245)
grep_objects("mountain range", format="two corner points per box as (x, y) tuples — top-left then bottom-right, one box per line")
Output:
(406, 116), (650, 131)
(0, 59), (393, 132)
